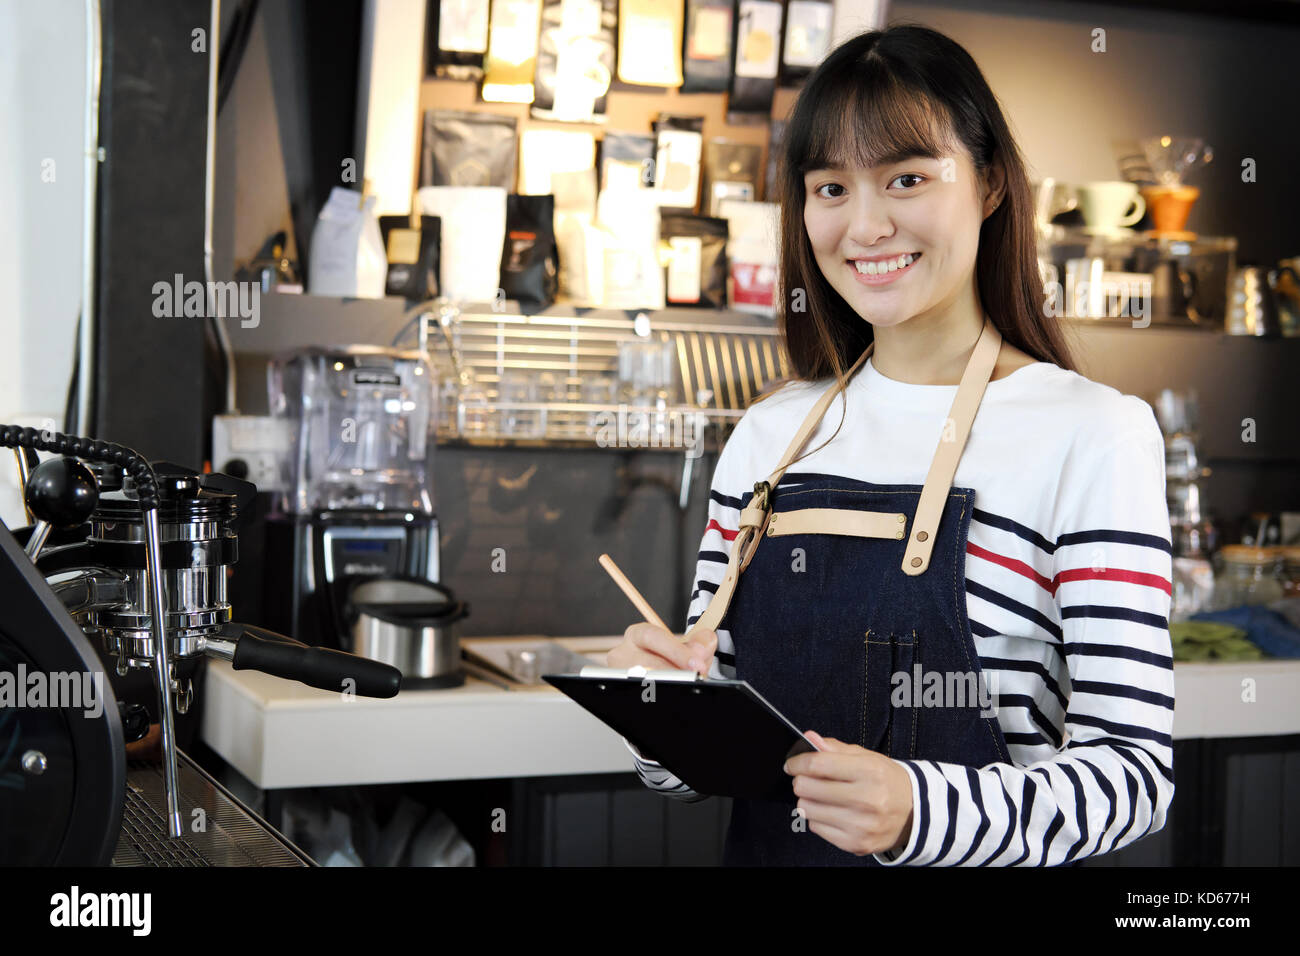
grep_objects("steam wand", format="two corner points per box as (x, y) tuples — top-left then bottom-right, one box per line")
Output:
(143, 506), (183, 837)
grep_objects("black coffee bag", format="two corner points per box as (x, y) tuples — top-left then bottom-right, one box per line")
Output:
(500, 193), (559, 312)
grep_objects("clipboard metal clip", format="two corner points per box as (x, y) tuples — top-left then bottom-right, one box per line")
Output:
(578, 664), (703, 683)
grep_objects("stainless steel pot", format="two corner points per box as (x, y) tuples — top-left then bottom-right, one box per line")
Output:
(345, 577), (469, 688)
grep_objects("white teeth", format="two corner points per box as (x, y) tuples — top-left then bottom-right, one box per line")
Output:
(854, 254), (916, 275)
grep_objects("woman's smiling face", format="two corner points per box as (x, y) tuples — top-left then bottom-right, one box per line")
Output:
(802, 143), (991, 330)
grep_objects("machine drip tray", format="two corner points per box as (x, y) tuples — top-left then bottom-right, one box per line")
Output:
(112, 750), (313, 867)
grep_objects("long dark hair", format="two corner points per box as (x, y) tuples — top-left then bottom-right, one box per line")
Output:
(758, 23), (1076, 415)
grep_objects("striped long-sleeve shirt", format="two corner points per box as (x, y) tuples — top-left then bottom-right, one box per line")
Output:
(626, 354), (1175, 866)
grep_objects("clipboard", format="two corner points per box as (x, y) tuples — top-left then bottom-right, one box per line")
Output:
(544, 667), (818, 801)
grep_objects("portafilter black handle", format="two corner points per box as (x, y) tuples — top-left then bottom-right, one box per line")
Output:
(210, 622), (402, 698)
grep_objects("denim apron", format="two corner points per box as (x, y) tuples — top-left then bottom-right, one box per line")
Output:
(688, 317), (1012, 866)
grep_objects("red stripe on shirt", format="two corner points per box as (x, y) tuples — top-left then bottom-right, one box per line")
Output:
(966, 541), (1057, 595)
(1055, 565), (1173, 594)
(706, 519), (739, 541)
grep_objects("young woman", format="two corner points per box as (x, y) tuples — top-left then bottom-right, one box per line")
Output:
(608, 24), (1174, 866)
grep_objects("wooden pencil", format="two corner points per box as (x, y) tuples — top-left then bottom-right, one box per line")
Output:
(597, 553), (675, 636)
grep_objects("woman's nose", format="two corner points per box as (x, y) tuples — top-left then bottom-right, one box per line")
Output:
(844, 198), (895, 249)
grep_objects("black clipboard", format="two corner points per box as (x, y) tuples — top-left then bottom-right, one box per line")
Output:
(543, 671), (817, 801)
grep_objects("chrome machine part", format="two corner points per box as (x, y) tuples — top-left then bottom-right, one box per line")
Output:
(0, 427), (186, 840)
(350, 610), (462, 683)
(199, 635), (238, 661)
(86, 467), (238, 661)
(85, 464), (241, 837)
(345, 577), (468, 687)
(113, 750), (312, 866)
(23, 521), (52, 559)
(145, 507), (182, 837)
(1, 424), (404, 861)
(48, 566), (130, 614)
(12, 447), (38, 523)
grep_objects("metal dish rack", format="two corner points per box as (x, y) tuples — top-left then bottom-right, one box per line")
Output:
(417, 300), (788, 450)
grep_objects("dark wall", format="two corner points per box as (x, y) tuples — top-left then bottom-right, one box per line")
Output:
(432, 444), (717, 638)
(93, 0), (217, 467)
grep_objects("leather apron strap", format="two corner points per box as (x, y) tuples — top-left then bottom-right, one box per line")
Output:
(686, 317), (1004, 639)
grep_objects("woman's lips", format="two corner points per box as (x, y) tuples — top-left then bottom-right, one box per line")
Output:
(846, 253), (921, 286)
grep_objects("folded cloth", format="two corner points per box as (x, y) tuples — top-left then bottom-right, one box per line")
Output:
(1186, 606), (1300, 659)
(1170, 619), (1263, 661)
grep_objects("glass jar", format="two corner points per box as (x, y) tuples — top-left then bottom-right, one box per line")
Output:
(497, 370), (543, 438)
(1209, 545), (1285, 610)
(456, 379), (493, 437)
(1281, 546), (1300, 599)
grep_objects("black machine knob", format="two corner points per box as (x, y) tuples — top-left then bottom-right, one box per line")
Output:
(221, 458), (250, 480)
(118, 701), (151, 744)
(25, 457), (99, 528)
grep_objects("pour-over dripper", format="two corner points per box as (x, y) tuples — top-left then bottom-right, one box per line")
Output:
(1138, 136), (1214, 239)
(1140, 136), (1213, 187)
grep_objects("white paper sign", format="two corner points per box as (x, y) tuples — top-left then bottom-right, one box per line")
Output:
(734, 0), (782, 79)
(439, 0), (490, 53)
(667, 235), (703, 302)
(783, 1), (831, 68)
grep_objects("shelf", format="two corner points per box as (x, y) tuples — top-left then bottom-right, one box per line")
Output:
(1040, 224), (1237, 256)
(438, 399), (737, 452)
(420, 299), (782, 449)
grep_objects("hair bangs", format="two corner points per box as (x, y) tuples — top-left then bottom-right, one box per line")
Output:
(794, 70), (957, 176)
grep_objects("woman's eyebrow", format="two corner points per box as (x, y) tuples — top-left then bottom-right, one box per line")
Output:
(874, 149), (940, 166)
(806, 151), (939, 174)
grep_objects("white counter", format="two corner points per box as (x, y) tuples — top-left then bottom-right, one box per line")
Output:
(200, 646), (1300, 790)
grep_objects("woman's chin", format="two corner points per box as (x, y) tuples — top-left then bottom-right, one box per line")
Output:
(843, 296), (914, 326)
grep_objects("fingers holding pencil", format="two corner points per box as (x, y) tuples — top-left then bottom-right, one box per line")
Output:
(598, 553), (718, 678)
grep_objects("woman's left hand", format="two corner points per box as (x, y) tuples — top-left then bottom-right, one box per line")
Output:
(784, 730), (914, 857)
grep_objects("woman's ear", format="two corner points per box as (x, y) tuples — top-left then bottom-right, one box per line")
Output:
(982, 161), (1007, 218)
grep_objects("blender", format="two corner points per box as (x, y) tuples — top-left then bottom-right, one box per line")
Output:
(262, 347), (444, 657)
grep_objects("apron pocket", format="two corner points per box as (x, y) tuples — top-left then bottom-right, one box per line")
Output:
(861, 629), (896, 752)
(888, 630), (919, 760)
(862, 629), (919, 757)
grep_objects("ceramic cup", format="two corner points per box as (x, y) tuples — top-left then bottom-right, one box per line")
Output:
(1075, 181), (1146, 233)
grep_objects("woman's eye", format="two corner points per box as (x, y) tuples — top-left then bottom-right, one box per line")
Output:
(814, 183), (846, 199)
(890, 173), (925, 190)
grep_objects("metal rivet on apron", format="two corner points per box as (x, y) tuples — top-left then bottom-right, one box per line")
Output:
(911, 556), (922, 567)
(916, 530), (928, 542)
(896, 514), (905, 523)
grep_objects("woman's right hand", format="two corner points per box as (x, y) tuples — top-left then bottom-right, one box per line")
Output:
(607, 622), (718, 678)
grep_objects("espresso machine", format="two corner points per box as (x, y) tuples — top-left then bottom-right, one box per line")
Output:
(0, 424), (402, 865)
(262, 347), (443, 654)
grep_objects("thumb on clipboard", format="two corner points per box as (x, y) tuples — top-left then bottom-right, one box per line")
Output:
(607, 622), (718, 678)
